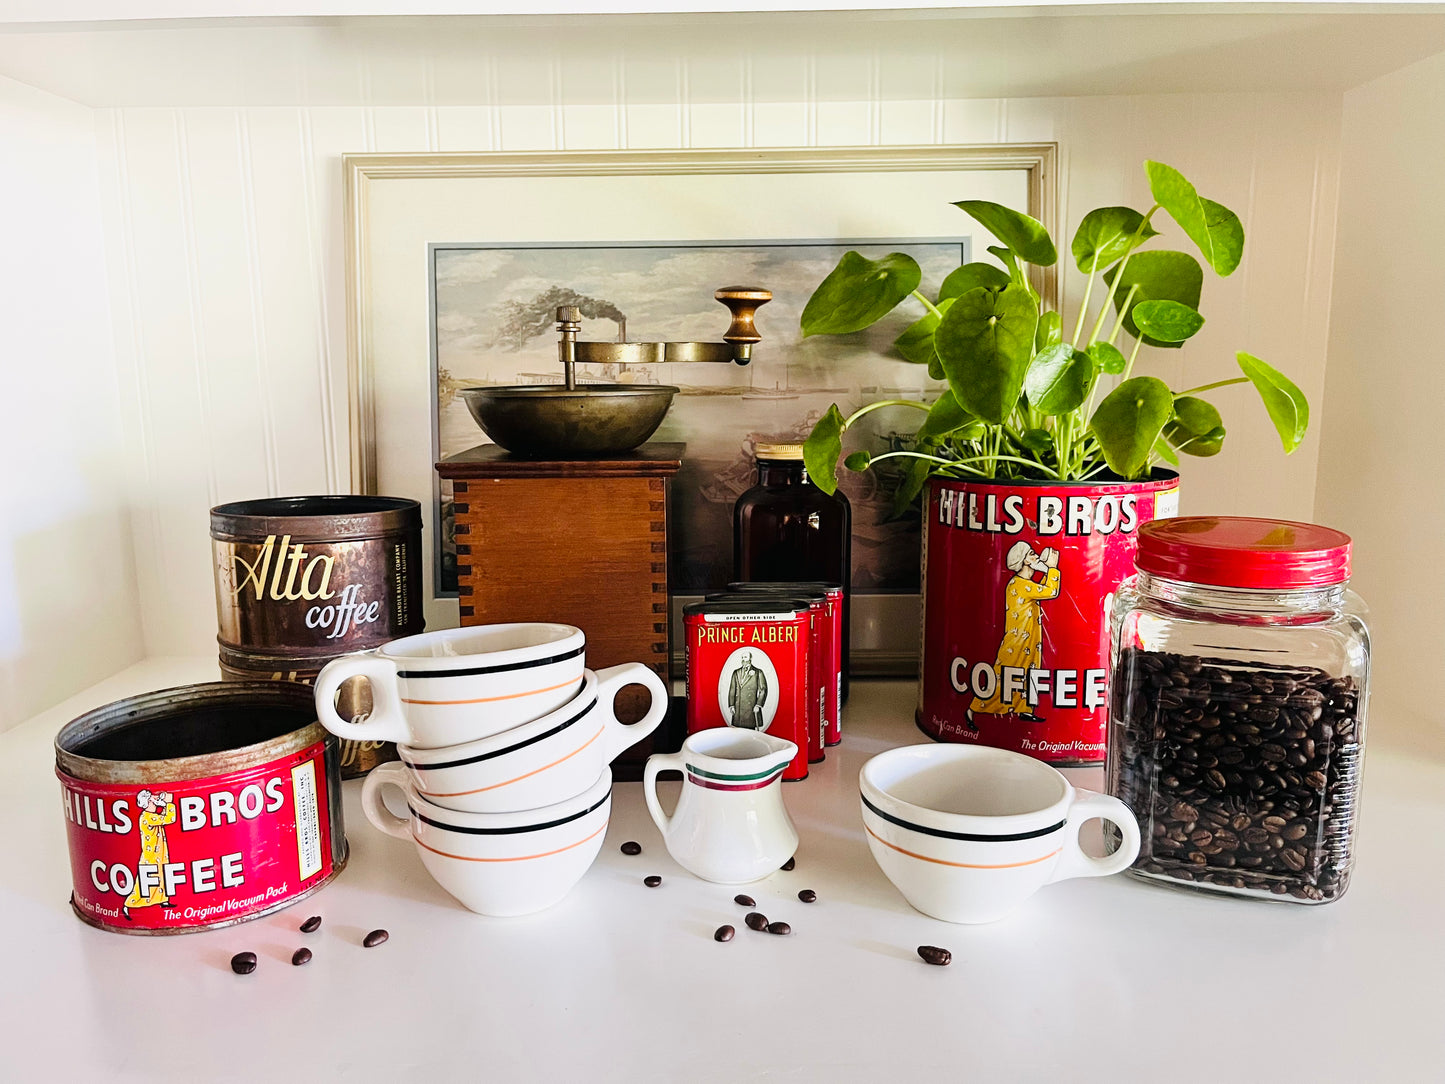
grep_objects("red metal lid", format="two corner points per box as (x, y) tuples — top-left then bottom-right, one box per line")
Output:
(1136, 516), (1352, 589)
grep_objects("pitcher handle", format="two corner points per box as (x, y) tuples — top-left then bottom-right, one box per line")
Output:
(643, 751), (685, 838)
(593, 662), (669, 763)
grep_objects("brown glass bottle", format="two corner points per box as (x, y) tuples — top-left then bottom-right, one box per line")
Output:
(733, 443), (851, 696)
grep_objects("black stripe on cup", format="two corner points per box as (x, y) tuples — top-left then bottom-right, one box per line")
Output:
(402, 696), (597, 771)
(410, 787), (612, 836)
(860, 793), (1066, 842)
(395, 642), (585, 679)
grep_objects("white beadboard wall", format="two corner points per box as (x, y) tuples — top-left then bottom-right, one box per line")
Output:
(93, 90), (1342, 658)
(0, 76), (143, 731)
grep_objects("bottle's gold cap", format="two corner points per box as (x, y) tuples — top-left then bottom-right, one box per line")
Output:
(754, 442), (805, 460)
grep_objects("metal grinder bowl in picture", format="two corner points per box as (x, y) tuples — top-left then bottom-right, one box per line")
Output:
(461, 286), (771, 457)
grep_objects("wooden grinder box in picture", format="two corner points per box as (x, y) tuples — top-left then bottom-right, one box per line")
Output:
(437, 444), (685, 776)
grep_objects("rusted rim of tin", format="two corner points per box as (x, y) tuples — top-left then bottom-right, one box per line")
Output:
(926, 467), (1180, 492)
(55, 681), (333, 785)
(209, 495), (420, 541)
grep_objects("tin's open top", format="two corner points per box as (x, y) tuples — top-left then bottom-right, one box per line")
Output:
(56, 681), (328, 784)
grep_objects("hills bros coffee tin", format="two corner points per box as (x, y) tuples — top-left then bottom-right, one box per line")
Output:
(917, 474), (1179, 765)
(684, 600), (812, 780)
(211, 495), (422, 777)
(55, 681), (347, 935)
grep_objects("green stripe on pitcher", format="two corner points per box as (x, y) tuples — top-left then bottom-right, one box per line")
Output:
(685, 762), (785, 783)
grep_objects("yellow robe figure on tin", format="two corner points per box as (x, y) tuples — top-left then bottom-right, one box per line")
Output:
(968, 542), (1061, 726)
(124, 789), (176, 918)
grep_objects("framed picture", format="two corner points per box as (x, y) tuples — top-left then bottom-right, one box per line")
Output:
(345, 145), (1058, 673)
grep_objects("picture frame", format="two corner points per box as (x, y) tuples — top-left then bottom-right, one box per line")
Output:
(343, 144), (1059, 674)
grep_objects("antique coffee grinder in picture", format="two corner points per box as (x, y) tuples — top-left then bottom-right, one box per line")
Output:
(437, 286), (771, 776)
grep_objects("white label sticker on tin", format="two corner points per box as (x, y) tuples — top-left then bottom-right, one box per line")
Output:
(1155, 487), (1181, 520)
(703, 612), (796, 622)
(292, 760), (323, 881)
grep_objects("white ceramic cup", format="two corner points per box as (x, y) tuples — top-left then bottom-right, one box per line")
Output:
(859, 744), (1141, 924)
(397, 663), (667, 814)
(361, 763), (611, 917)
(313, 623), (585, 749)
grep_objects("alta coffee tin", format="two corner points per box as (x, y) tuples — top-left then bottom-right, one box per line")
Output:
(917, 474), (1179, 765)
(727, 581), (843, 746)
(55, 681), (347, 935)
(211, 495), (421, 777)
(684, 600), (811, 781)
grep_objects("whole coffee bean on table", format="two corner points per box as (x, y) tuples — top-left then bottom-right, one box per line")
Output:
(291, 948), (313, 966)
(917, 946), (952, 967)
(797, 889), (817, 903)
(230, 951), (257, 975)
(620, 841), (642, 856)
(733, 894), (756, 908)
(644, 875), (663, 888)
(744, 912), (769, 931)
(766, 921), (791, 936)
(1109, 648), (1363, 902)
(780, 857), (796, 871)
(299, 915), (322, 933)
(363, 929), (389, 948)
(714, 925), (735, 943)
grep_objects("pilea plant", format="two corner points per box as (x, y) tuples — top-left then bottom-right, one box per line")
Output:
(799, 160), (1309, 506)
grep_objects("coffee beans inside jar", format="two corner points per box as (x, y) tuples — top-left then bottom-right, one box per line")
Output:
(1109, 648), (1362, 902)
(1105, 517), (1370, 906)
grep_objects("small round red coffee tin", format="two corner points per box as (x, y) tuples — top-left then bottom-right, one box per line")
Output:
(55, 681), (347, 935)
(683, 600), (811, 781)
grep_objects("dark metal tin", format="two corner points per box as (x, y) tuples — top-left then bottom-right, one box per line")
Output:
(55, 682), (347, 935)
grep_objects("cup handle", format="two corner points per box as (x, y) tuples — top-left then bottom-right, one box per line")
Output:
(1047, 790), (1142, 883)
(360, 763), (413, 841)
(593, 662), (670, 762)
(643, 751), (685, 838)
(313, 652), (408, 744)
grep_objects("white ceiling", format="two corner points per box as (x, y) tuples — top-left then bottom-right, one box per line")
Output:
(1, 9), (1443, 105)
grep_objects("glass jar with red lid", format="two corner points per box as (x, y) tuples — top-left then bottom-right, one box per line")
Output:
(1106, 516), (1370, 904)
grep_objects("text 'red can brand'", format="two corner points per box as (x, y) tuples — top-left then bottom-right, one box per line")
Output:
(917, 474), (1179, 765)
(55, 682), (347, 934)
(684, 600), (811, 781)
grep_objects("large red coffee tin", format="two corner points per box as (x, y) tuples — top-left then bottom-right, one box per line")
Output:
(918, 473), (1179, 765)
(56, 682), (347, 935)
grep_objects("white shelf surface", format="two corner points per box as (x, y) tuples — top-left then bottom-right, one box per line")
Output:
(2, 657), (1441, 1080)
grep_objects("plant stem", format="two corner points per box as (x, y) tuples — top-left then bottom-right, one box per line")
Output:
(1121, 335), (1144, 381)
(1107, 284), (1140, 345)
(911, 290), (942, 320)
(866, 450), (1062, 480)
(842, 399), (930, 429)
(1173, 377), (1248, 397)
(1085, 205), (1159, 346)
(1071, 258), (1098, 347)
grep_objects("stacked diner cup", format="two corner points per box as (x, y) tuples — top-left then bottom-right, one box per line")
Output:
(313, 623), (666, 916)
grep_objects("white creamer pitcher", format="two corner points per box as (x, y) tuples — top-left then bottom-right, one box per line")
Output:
(644, 729), (799, 884)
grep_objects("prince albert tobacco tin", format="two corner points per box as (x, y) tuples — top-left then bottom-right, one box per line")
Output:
(684, 599), (811, 781)
(55, 682), (347, 935)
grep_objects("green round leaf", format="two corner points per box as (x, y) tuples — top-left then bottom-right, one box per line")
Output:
(1164, 397), (1226, 457)
(916, 389), (973, 443)
(1132, 300), (1205, 343)
(1152, 435), (1180, 468)
(893, 297), (955, 365)
(1071, 206), (1160, 274)
(954, 200), (1058, 267)
(803, 404), (847, 494)
(888, 450), (936, 519)
(800, 251), (922, 337)
(1035, 309), (1062, 352)
(1238, 352), (1309, 453)
(938, 262), (1010, 303)
(1145, 161), (1245, 277)
(1086, 341), (1128, 375)
(1018, 428), (1053, 453)
(934, 284), (1040, 424)
(1105, 250), (1204, 350)
(1089, 376), (1174, 478)
(1023, 343), (1091, 416)
(844, 450), (873, 472)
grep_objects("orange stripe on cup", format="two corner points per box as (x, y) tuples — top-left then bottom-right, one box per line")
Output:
(864, 823), (1063, 869)
(421, 727), (605, 798)
(412, 820), (608, 863)
(400, 676), (579, 707)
